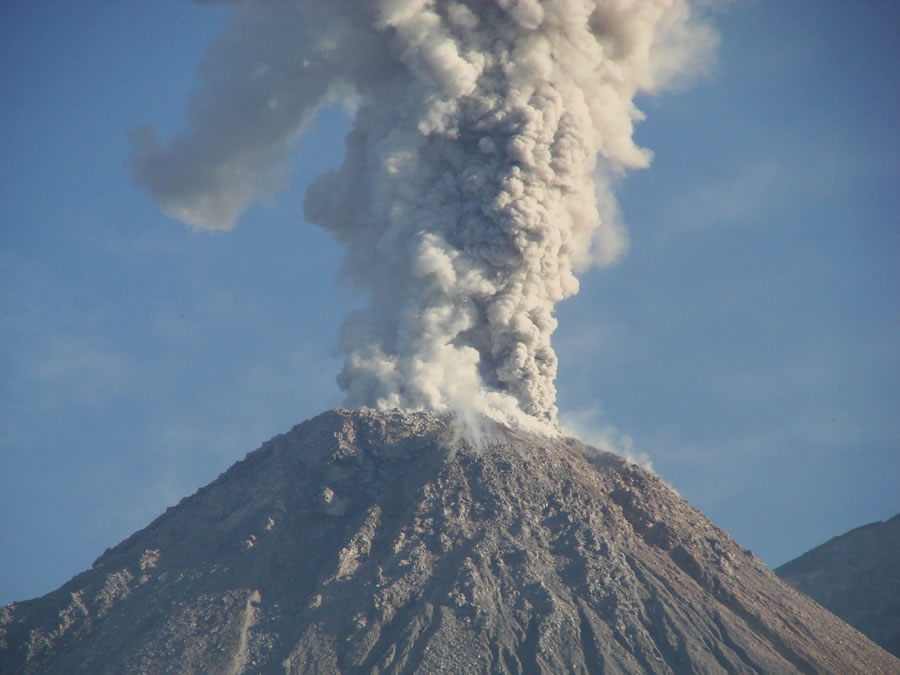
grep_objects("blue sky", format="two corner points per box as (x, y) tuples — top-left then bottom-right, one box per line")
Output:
(1, 1), (898, 606)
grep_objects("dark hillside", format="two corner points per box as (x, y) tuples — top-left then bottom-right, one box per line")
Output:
(776, 513), (900, 658)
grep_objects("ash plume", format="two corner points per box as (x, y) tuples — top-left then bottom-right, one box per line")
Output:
(131, 0), (716, 432)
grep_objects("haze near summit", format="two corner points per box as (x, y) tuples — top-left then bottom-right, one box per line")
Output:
(131, 0), (717, 432)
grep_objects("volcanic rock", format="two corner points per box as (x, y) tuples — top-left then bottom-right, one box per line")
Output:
(776, 513), (900, 658)
(2, 408), (897, 673)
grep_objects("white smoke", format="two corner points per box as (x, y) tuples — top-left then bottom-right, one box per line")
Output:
(131, 0), (717, 433)
(559, 406), (654, 471)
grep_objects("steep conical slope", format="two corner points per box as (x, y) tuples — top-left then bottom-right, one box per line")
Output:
(776, 513), (900, 658)
(2, 409), (897, 674)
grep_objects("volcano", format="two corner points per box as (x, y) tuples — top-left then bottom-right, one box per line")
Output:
(776, 513), (900, 658)
(2, 408), (896, 673)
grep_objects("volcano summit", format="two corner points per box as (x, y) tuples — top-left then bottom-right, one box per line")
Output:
(2, 408), (895, 673)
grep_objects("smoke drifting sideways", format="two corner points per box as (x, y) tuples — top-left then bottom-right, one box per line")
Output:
(131, 0), (717, 435)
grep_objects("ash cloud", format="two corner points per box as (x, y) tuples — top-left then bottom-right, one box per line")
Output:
(131, 0), (717, 432)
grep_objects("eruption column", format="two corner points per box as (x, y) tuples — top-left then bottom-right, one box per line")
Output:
(131, 0), (716, 431)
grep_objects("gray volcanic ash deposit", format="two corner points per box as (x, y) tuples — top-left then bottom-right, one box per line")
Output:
(2, 408), (897, 674)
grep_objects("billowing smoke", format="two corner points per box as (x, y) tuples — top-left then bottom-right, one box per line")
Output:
(131, 0), (716, 433)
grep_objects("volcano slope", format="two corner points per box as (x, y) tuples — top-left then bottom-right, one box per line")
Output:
(2, 408), (897, 674)
(776, 513), (900, 658)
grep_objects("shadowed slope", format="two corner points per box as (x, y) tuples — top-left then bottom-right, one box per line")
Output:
(776, 513), (900, 658)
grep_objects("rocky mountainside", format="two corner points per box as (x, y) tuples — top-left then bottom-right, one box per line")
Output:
(2, 408), (897, 674)
(776, 512), (900, 658)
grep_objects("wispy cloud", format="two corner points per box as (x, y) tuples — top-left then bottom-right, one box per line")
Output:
(666, 159), (789, 231)
(23, 334), (135, 409)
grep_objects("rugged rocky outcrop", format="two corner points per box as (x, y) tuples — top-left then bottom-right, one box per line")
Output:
(2, 408), (897, 673)
(776, 513), (900, 658)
